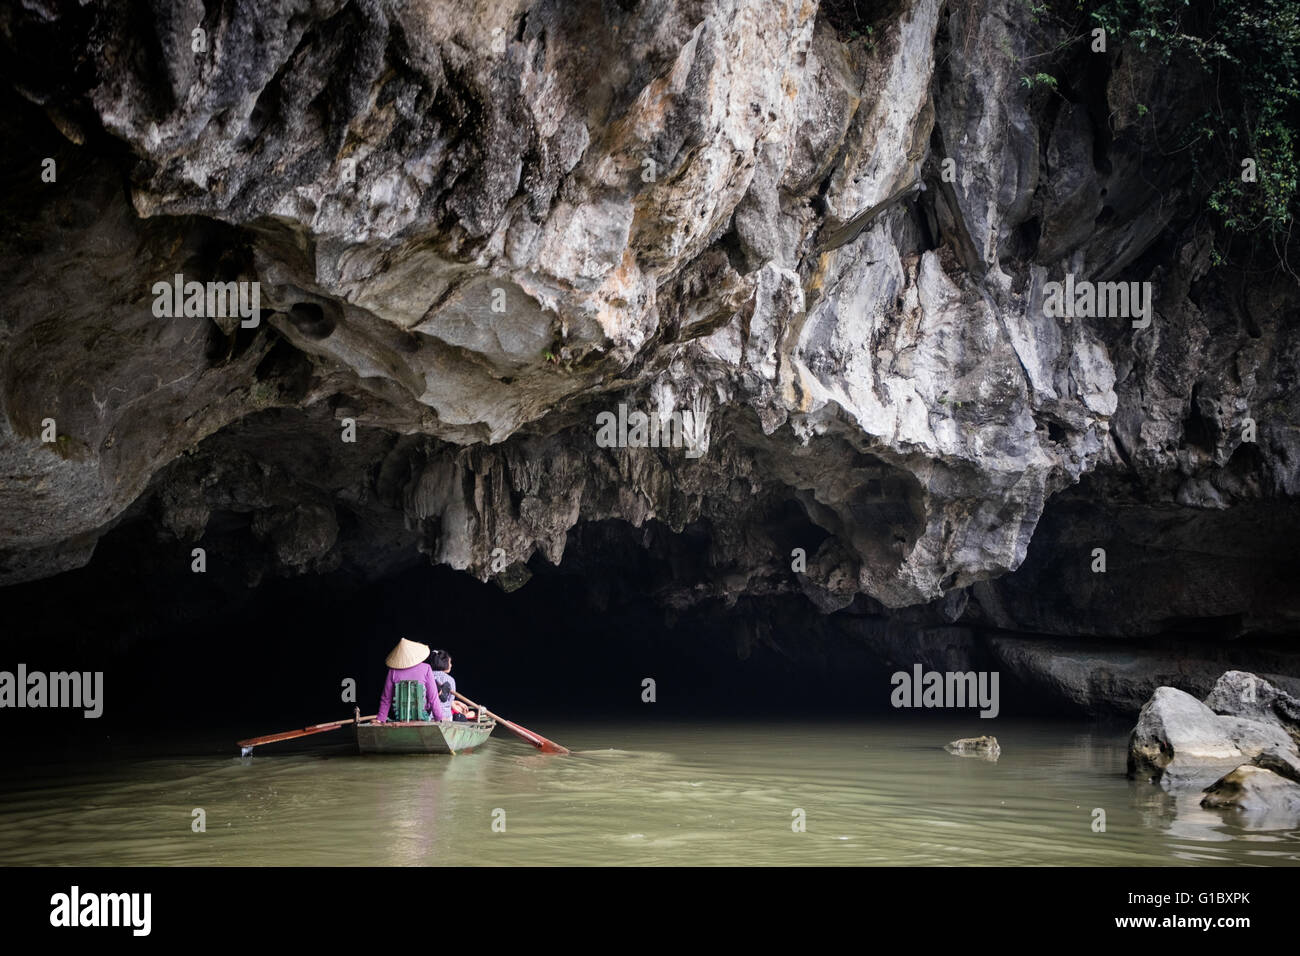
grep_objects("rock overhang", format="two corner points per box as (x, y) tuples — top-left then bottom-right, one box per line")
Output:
(0, 0), (1295, 640)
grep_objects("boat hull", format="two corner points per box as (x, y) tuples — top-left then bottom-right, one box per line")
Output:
(355, 719), (496, 755)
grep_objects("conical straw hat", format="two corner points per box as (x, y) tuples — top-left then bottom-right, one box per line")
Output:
(386, 638), (431, 669)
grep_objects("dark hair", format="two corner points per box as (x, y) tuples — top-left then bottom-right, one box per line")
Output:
(430, 649), (451, 672)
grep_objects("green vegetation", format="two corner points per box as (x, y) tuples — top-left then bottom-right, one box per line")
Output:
(1019, 72), (1061, 92)
(1089, 0), (1300, 255)
(1021, 0), (1053, 24)
(846, 24), (875, 48)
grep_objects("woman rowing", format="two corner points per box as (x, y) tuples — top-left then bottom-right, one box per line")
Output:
(376, 638), (448, 723)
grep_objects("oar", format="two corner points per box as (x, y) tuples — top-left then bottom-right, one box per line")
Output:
(453, 691), (569, 754)
(237, 713), (377, 754)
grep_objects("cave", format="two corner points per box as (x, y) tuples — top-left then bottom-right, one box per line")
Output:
(1, 0), (1299, 884)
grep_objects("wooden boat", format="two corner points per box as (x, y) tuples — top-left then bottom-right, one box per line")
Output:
(355, 717), (496, 755)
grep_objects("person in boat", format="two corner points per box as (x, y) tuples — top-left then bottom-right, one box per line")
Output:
(430, 649), (476, 722)
(376, 638), (448, 723)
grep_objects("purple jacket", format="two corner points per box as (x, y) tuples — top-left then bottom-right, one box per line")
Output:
(377, 663), (448, 722)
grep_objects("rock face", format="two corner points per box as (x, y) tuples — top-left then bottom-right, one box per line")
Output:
(0, 2), (1297, 667)
(991, 641), (1300, 717)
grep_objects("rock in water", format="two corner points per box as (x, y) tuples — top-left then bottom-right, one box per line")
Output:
(1128, 683), (1299, 789)
(1200, 765), (1300, 820)
(945, 735), (1001, 759)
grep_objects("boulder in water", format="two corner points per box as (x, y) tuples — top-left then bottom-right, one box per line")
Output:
(1127, 685), (1297, 788)
(1200, 765), (1300, 819)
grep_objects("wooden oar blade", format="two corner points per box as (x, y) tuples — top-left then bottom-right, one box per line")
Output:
(497, 716), (569, 754)
(237, 713), (375, 751)
(453, 691), (570, 754)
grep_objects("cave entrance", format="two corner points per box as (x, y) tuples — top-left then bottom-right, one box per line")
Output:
(0, 510), (919, 745)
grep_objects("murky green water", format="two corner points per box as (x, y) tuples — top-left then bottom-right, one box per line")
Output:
(2, 720), (1298, 865)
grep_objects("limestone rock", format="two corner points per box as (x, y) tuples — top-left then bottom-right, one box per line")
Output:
(0, 0), (1295, 672)
(1128, 685), (1299, 790)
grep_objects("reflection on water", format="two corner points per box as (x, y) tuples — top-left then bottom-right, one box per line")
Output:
(1, 720), (1297, 865)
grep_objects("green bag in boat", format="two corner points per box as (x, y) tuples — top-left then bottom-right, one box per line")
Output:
(392, 679), (432, 721)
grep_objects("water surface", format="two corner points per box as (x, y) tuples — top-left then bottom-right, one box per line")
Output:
(2, 720), (1297, 865)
